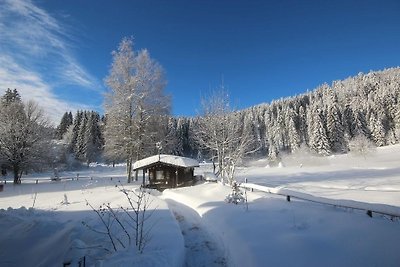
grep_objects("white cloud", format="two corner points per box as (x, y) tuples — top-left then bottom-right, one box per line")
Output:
(0, 0), (103, 124)
(0, 55), (94, 125)
(0, 0), (101, 87)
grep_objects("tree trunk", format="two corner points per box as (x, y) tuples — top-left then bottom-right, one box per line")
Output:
(127, 158), (133, 183)
(13, 164), (21, 184)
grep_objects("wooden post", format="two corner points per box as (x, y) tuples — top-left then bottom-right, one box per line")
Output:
(142, 169), (145, 187)
(367, 210), (372, 217)
(175, 169), (178, 188)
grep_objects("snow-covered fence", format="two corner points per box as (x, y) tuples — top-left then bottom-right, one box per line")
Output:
(239, 182), (400, 220)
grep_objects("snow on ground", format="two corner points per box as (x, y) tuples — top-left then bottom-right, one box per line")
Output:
(1, 144), (400, 266)
(163, 183), (400, 267)
(0, 165), (184, 267)
(165, 199), (227, 267)
(236, 144), (400, 207)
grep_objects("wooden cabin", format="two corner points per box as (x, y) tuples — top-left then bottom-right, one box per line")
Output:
(133, 154), (199, 190)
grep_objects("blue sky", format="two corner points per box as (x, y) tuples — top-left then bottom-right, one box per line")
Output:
(1, 0), (400, 123)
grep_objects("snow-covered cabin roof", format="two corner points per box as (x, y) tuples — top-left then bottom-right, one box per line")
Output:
(133, 154), (199, 170)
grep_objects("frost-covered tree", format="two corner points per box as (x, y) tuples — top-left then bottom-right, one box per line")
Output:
(75, 111), (88, 161)
(369, 111), (386, 146)
(309, 106), (331, 156)
(69, 111), (83, 153)
(104, 37), (170, 182)
(354, 110), (370, 138)
(286, 107), (300, 152)
(326, 101), (346, 153)
(84, 111), (104, 164)
(298, 105), (308, 145)
(0, 89), (51, 183)
(349, 135), (376, 159)
(194, 88), (258, 184)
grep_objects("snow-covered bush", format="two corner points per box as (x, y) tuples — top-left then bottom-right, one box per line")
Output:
(225, 181), (246, 205)
(349, 135), (376, 159)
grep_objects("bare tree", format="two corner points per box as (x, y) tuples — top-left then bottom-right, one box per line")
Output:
(83, 187), (156, 254)
(194, 88), (259, 184)
(104, 37), (171, 182)
(0, 89), (51, 183)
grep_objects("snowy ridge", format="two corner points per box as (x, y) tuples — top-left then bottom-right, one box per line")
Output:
(133, 154), (199, 170)
(240, 183), (400, 218)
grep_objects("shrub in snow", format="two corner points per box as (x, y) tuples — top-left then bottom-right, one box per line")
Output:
(225, 181), (246, 205)
(203, 172), (218, 182)
(82, 186), (155, 254)
(349, 135), (376, 159)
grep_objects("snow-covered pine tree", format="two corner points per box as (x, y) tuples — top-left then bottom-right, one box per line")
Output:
(298, 105), (308, 145)
(75, 111), (88, 162)
(267, 141), (280, 166)
(82, 111), (103, 165)
(56, 111), (73, 139)
(354, 109), (371, 139)
(369, 111), (386, 146)
(395, 99), (400, 141)
(286, 107), (300, 153)
(70, 111), (83, 153)
(309, 106), (331, 156)
(342, 103), (356, 139)
(326, 100), (346, 153)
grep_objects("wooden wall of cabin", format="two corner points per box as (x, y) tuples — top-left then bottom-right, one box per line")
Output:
(147, 165), (194, 188)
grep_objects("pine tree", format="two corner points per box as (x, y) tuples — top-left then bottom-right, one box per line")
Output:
(70, 111), (83, 153)
(83, 112), (103, 164)
(354, 110), (370, 138)
(309, 107), (331, 156)
(56, 111), (73, 139)
(286, 108), (300, 152)
(326, 103), (346, 153)
(369, 111), (386, 146)
(298, 105), (308, 145)
(342, 103), (356, 139)
(75, 111), (88, 161)
(267, 141), (280, 166)
(1, 88), (21, 103)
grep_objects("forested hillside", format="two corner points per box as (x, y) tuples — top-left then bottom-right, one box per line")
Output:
(168, 67), (400, 161)
(52, 67), (400, 168)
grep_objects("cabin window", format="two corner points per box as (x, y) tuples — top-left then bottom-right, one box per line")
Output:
(156, 170), (164, 180)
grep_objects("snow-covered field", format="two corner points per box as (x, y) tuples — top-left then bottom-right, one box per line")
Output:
(1, 145), (400, 267)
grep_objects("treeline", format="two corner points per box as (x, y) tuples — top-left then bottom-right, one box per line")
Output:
(3, 66), (400, 182)
(57, 67), (400, 166)
(166, 67), (400, 161)
(55, 110), (104, 168)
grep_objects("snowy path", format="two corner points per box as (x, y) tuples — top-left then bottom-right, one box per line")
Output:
(165, 199), (227, 267)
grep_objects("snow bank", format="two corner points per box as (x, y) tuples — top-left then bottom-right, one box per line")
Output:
(0, 172), (184, 267)
(240, 183), (400, 217)
(0, 207), (74, 267)
(163, 183), (400, 267)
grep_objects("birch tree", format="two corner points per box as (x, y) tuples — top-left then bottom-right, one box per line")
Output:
(194, 88), (258, 184)
(104, 37), (170, 182)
